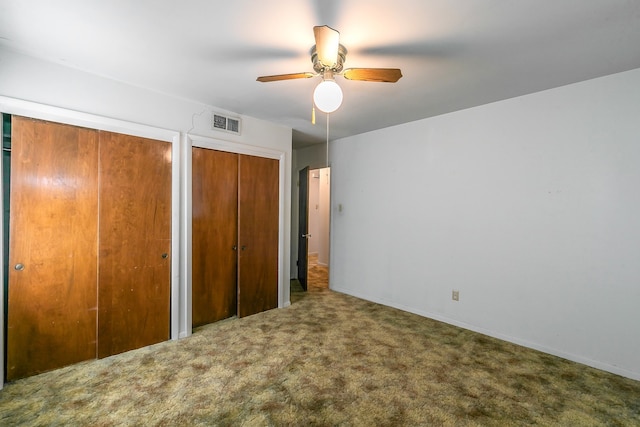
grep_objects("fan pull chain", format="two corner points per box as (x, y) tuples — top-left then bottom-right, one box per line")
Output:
(312, 105), (316, 125)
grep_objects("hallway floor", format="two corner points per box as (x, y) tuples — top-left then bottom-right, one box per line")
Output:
(307, 253), (328, 289)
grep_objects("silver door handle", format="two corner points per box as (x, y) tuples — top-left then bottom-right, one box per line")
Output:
(15, 263), (25, 271)
(302, 234), (312, 239)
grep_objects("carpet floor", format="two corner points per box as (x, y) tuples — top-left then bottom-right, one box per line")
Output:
(1, 282), (639, 426)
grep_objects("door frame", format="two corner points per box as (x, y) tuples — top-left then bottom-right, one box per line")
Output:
(0, 96), (181, 389)
(185, 135), (288, 329)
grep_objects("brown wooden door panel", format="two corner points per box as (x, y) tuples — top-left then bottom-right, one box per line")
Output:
(97, 131), (171, 358)
(192, 148), (238, 327)
(7, 117), (99, 381)
(238, 155), (279, 318)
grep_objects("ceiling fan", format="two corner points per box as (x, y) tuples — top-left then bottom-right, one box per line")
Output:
(257, 25), (402, 113)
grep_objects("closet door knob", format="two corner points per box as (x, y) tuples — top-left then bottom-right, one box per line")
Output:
(241, 245), (247, 251)
(232, 245), (237, 251)
(14, 263), (25, 271)
(161, 253), (168, 259)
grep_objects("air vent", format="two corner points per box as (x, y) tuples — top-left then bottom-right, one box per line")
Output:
(212, 113), (242, 135)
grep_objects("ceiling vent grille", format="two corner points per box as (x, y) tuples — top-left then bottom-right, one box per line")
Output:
(212, 113), (242, 135)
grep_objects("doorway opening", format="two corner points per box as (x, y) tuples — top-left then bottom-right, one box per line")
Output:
(306, 167), (330, 290)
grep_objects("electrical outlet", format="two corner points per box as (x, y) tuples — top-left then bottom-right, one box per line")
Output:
(452, 290), (459, 301)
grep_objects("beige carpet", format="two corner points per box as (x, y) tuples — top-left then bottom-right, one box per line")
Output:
(1, 282), (639, 426)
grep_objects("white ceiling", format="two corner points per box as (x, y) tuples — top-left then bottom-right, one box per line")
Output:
(1, 0), (639, 148)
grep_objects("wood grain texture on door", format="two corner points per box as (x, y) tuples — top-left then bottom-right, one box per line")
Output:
(97, 131), (172, 358)
(7, 117), (99, 381)
(238, 155), (279, 318)
(192, 148), (238, 326)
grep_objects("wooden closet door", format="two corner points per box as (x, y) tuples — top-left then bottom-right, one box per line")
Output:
(192, 148), (238, 326)
(238, 155), (279, 317)
(7, 117), (99, 381)
(98, 131), (172, 358)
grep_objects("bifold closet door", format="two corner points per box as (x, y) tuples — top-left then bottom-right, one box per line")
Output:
(192, 148), (238, 326)
(6, 117), (99, 381)
(97, 132), (172, 358)
(192, 150), (279, 324)
(238, 154), (279, 318)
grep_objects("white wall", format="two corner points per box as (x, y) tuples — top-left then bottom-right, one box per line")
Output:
(329, 68), (640, 380)
(0, 48), (292, 351)
(308, 170), (321, 255)
(307, 168), (331, 266)
(0, 49), (291, 153)
(317, 168), (331, 267)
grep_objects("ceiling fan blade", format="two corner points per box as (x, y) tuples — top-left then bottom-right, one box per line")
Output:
(342, 68), (403, 83)
(313, 25), (340, 67)
(257, 72), (316, 83)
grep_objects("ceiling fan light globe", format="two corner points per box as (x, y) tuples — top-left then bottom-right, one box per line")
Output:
(313, 80), (343, 113)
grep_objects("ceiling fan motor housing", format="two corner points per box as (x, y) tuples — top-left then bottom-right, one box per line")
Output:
(256, 26), (401, 84)
(311, 44), (347, 73)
